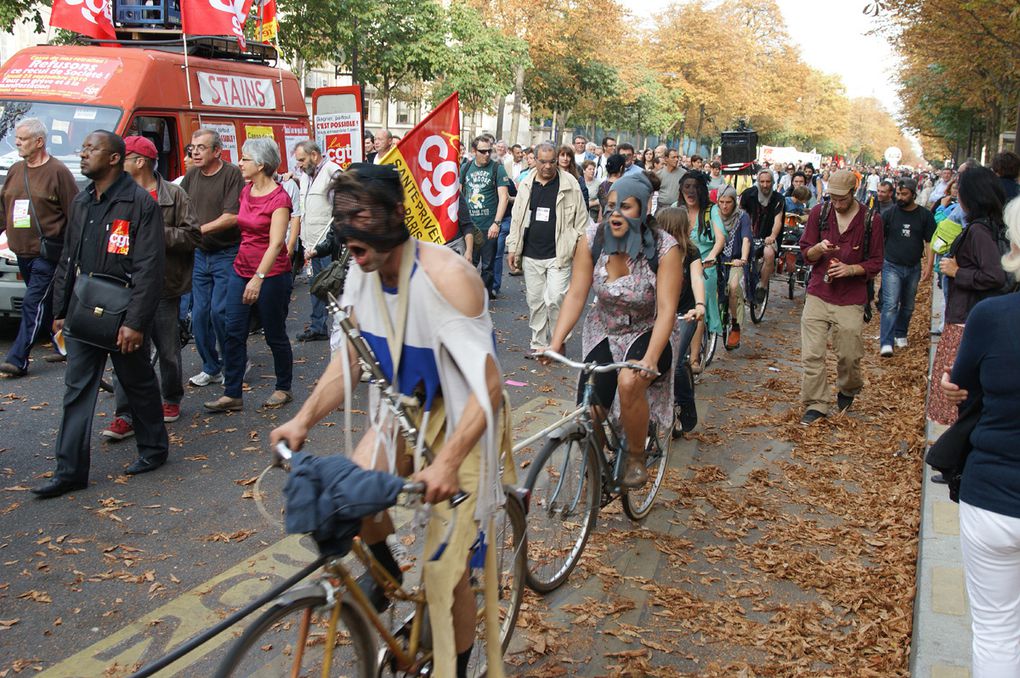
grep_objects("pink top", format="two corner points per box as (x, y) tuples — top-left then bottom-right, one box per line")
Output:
(234, 183), (293, 278)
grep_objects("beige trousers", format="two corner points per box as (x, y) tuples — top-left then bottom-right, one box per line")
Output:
(800, 293), (865, 414)
(523, 256), (572, 349)
(727, 266), (746, 326)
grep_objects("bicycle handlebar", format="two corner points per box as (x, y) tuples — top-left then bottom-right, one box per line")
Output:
(533, 350), (660, 377)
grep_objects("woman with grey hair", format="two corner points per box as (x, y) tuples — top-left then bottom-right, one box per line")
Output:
(940, 195), (1020, 676)
(205, 137), (294, 412)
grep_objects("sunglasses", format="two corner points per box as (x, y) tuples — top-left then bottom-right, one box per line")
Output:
(476, 148), (492, 154)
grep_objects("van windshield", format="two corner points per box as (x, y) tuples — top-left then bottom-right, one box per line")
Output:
(0, 100), (122, 187)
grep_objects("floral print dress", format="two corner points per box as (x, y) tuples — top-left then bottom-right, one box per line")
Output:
(581, 223), (681, 432)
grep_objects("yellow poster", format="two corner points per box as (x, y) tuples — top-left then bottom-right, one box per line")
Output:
(244, 125), (275, 139)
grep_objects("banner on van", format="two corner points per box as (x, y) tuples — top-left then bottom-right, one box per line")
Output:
(183, 0), (254, 50)
(378, 93), (461, 245)
(0, 54), (120, 100)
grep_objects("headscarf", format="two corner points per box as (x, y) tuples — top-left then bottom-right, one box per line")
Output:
(757, 171), (773, 207)
(715, 184), (744, 233)
(602, 172), (656, 262)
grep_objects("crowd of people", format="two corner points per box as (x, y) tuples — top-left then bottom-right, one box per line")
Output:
(2, 114), (1019, 677)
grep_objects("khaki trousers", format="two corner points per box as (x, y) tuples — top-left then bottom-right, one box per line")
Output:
(800, 293), (864, 414)
(523, 256), (572, 349)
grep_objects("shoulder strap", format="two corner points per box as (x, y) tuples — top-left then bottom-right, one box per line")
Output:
(818, 199), (832, 235)
(590, 223), (604, 262)
(861, 197), (877, 261)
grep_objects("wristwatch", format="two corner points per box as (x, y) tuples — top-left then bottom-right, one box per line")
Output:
(256, 272), (266, 280)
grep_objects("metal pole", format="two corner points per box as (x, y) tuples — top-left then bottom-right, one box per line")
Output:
(182, 33), (194, 110)
(125, 556), (326, 678)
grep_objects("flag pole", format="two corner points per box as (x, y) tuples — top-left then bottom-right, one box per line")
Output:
(182, 31), (194, 110)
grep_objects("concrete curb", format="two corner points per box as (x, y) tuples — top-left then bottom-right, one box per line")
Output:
(909, 288), (972, 677)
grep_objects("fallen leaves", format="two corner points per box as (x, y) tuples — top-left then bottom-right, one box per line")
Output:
(17, 590), (51, 603)
(202, 529), (256, 543)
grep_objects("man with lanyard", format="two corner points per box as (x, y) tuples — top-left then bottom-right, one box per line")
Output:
(271, 164), (512, 678)
(798, 170), (884, 425)
(0, 117), (78, 377)
(461, 136), (510, 300)
(739, 169), (785, 307)
(294, 140), (342, 341)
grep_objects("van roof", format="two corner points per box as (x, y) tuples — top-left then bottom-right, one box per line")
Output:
(0, 45), (306, 119)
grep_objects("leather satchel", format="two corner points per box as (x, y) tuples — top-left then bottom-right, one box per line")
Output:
(64, 273), (133, 352)
(309, 248), (351, 302)
(925, 395), (983, 503)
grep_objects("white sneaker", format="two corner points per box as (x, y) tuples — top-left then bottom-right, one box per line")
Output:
(189, 371), (224, 387)
(880, 345), (893, 357)
(895, 337), (908, 349)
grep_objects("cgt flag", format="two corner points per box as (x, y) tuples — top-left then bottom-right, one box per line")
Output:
(182, 0), (254, 50)
(50, 0), (116, 41)
(258, 0), (278, 41)
(378, 93), (461, 245)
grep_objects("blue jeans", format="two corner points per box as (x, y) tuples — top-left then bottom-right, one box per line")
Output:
(308, 255), (330, 335)
(223, 271), (293, 399)
(492, 216), (512, 293)
(879, 260), (921, 347)
(191, 246), (237, 376)
(5, 255), (57, 371)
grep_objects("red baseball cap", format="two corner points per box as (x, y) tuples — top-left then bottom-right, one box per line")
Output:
(124, 135), (158, 160)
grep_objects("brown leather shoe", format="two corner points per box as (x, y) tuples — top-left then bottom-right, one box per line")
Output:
(203, 396), (244, 412)
(621, 452), (649, 489)
(263, 390), (293, 408)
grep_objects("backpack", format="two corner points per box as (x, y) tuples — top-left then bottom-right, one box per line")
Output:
(819, 196), (879, 322)
(590, 223), (659, 274)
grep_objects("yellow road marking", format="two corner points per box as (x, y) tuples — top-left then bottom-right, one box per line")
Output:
(39, 396), (571, 677)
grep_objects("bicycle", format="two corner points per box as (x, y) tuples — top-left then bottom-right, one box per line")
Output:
(519, 350), (673, 593)
(777, 215), (808, 300)
(717, 238), (768, 345)
(214, 444), (528, 678)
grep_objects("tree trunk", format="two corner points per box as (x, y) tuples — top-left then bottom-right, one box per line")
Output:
(381, 77), (390, 129)
(1014, 95), (1020, 154)
(495, 95), (506, 140)
(693, 104), (705, 154)
(509, 64), (525, 145)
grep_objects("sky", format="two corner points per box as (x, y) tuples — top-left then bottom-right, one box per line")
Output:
(628, 0), (902, 116)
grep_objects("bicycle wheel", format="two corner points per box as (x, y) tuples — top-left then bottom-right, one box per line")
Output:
(466, 491), (528, 677)
(214, 589), (375, 678)
(622, 417), (674, 521)
(750, 258), (769, 324)
(701, 328), (719, 369)
(787, 270), (795, 300)
(523, 433), (600, 593)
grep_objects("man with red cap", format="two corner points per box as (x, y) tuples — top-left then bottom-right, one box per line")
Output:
(99, 136), (201, 441)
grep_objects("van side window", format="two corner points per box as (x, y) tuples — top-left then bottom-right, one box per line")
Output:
(128, 115), (178, 179)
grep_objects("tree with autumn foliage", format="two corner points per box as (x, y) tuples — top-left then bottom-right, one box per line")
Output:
(873, 0), (1020, 159)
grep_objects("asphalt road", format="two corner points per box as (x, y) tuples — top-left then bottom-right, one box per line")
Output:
(0, 264), (918, 676)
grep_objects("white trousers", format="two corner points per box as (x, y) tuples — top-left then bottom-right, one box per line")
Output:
(522, 256), (572, 349)
(960, 500), (1020, 677)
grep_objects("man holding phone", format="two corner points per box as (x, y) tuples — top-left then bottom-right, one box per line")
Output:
(798, 170), (884, 425)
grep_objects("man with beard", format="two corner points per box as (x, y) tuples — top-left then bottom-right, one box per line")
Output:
(878, 178), (936, 357)
(293, 141), (342, 341)
(798, 170), (884, 425)
(34, 130), (168, 497)
(739, 169), (786, 305)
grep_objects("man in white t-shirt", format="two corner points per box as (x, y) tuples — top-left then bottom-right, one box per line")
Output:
(373, 130), (395, 164)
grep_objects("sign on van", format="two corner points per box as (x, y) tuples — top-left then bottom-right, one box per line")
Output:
(314, 112), (362, 169)
(197, 72), (277, 109)
(0, 54), (120, 100)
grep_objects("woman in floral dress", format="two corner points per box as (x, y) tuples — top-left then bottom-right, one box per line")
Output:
(542, 172), (682, 488)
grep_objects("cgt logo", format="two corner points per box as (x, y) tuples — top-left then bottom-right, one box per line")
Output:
(63, 0), (112, 27)
(417, 134), (460, 223)
(325, 133), (353, 168)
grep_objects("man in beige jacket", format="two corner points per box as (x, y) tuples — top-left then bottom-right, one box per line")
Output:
(506, 142), (588, 349)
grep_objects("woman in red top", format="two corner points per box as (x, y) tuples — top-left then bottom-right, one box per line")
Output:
(205, 137), (294, 412)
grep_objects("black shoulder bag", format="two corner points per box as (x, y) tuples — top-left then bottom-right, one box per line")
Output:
(925, 395), (983, 503)
(62, 225), (133, 352)
(22, 166), (65, 263)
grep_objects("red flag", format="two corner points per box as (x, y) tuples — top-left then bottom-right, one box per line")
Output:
(49, 0), (116, 41)
(379, 93), (461, 244)
(182, 0), (254, 49)
(258, 0), (278, 41)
